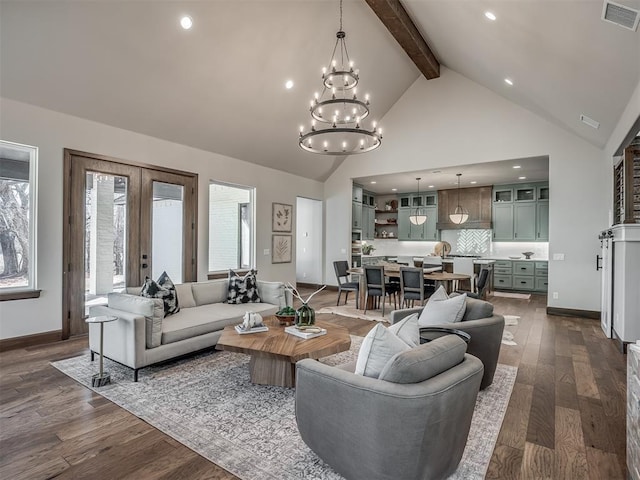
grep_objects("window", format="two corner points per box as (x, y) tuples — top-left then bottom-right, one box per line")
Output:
(208, 181), (254, 272)
(0, 140), (38, 294)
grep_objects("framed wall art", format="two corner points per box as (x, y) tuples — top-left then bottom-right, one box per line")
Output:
(272, 234), (292, 264)
(272, 202), (292, 232)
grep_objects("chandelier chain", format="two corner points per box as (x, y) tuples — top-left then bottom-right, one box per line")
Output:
(339, 0), (343, 31)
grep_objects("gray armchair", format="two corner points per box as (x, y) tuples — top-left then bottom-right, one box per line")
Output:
(389, 295), (504, 390)
(296, 336), (484, 480)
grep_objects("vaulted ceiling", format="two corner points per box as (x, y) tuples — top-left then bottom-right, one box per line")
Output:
(1, 1), (638, 181)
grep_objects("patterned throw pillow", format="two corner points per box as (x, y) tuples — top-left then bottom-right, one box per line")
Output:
(227, 269), (261, 304)
(140, 271), (180, 317)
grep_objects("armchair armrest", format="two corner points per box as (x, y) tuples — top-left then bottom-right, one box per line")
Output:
(389, 307), (422, 324)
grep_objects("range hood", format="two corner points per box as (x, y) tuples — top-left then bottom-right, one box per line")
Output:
(436, 186), (493, 230)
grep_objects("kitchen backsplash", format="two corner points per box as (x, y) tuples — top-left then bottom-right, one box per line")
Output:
(369, 229), (549, 260)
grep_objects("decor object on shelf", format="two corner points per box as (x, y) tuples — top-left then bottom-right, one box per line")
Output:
(522, 251), (534, 259)
(434, 241), (452, 257)
(240, 311), (264, 330)
(298, 0), (382, 155)
(361, 242), (375, 255)
(409, 177), (427, 226)
(272, 235), (292, 263)
(285, 283), (327, 327)
(449, 173), (469, 225)
(272, 202), (292, 232)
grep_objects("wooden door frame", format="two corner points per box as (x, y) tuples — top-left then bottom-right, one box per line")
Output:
(62, 149), (198, 339)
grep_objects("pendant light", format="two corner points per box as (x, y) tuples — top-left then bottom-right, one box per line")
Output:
(409, 177), (427, 226)
(449, 173), (469, 225)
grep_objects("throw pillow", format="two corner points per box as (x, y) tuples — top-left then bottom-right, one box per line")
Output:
(388, 313), (420, 347)
(418, 286), (466, 326)
(227, 269), (261, 304)
(355, 323), (411, 378)
(140, 271), (180, 317)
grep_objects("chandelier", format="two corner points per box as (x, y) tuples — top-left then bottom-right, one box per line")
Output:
(409, 177), (427, 225)
(298, 0), (382, 155)
(449, 173), (469, 225)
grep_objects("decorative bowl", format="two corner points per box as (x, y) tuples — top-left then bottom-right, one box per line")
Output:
(522, 252), (534, 259)
(275, 314), (296, 326)
(508, 255), (521, 259)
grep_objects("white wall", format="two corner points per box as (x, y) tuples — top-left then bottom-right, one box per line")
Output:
(0, 98), (323, 339)
(296, 197), (323, 284)
(325, 67), (610, 312)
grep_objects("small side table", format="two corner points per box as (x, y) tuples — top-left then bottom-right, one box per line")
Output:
(86, 315), (118, 387)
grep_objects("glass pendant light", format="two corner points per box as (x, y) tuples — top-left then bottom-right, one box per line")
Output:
(409, 177), (427, 226)
(449, 173), (469, 225)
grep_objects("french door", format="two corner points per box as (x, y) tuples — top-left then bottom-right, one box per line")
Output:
(62, 150), (197, 338)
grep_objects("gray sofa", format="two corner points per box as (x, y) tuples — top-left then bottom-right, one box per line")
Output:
(88, 279), (291, 381)
(296, 335), (484, 480)
(389, 295), (504, 390)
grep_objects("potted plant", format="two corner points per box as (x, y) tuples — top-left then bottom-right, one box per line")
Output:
(362, 242), (376, 255)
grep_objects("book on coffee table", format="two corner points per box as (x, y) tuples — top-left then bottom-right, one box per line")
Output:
(284, 325), (327, 339)
(235, 325), (269, 335)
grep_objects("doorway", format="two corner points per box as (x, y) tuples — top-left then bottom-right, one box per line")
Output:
(62, 150), (197, 338)
(296, 197), (323, 285)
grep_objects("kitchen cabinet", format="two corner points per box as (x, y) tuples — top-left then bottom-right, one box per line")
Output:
(353, 185), (363, 203)
(514, 203), (536, 240)
(491, 259), (548, 292)
(374, 208), (398, 239)
(492, 204), (514, 241)
(536, 202), (549, 241)
(352, 201), (362, 229)
(437, 186), (492, 230)
(397, 206), (438, 240)
(492, 182), (548, 242)
(362, 205), (375, 239)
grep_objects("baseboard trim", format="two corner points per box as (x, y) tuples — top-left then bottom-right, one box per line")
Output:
(0, 330), (63, 353)
(546, 307), (600, 319)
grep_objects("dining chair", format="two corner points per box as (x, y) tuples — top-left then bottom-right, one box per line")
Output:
(399, 267), (433, 308)
(456, 267), (490, 300)
(363, 266), (399, 316)
(453, 257), (476, 293)
(422, 256), (442, 292)
(333, 260), (359, 309)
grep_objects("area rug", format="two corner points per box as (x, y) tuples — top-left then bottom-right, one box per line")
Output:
(491, 291), (531, 300)
(51, 338), (517, 480)
(317, 305), (390, 322)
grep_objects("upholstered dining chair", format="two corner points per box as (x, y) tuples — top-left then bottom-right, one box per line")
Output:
(399, 267), (434, 308)
(333, 260), (359, 309)
(456, 267), (490, 300)
(453, 257), (476, 293)
(363, 266), (399, 316)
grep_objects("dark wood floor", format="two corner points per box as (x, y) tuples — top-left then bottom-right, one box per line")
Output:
(0, 289), (627, 479)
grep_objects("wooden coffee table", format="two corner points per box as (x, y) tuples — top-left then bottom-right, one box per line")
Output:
(216, 315), (351, 388)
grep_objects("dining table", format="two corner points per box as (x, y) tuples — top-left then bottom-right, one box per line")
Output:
(347, 265), (471, 311)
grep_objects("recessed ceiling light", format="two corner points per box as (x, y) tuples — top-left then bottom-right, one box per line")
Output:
(513, 165), (521, 169)
(370, 181), (376, 184)
(428, 185), (434, 188)
(518, 176), (526, 180)
(470, 181), (477, 184)
(285, 80), (294, 90)
(180, 16), (193, 30)
(504, 78), (514, 86)
(391, 188), (397, 192)
(485, 11), (497, 21)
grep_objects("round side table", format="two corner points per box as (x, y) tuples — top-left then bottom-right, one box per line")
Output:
(86, 315), (118, 387)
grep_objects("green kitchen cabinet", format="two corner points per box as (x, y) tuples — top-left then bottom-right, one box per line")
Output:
(352, 201), (362, 230)
(536, 201), (549, 241)
(514, 203), (536, 241)
(397, 208), (412, 240)
(362, 205), (375, 239)
(492, 203), (514, 241)
(424, 206), (439, 240)
(397, 205), (438, 241)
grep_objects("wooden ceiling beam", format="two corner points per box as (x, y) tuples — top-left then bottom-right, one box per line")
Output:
(364, 0), (440, 79)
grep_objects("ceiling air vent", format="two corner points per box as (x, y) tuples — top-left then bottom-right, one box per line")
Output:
(601, 1), (640, 31)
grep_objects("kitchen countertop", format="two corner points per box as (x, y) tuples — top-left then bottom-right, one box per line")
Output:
(438, 257), (548, 263)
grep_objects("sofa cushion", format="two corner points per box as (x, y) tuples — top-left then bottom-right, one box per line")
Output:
(355, 324), (411, 378)
(256, 280), (287, 309)
(141, 273), (180, 317)
(227, 269), (261, 304)
(192, 280), (228, 306)
(461, 295), (494, 320)
(161, 302), (279, 344)
(108, 293), (164, 348)
(378, 335), (467, 384)
(175, 283), (196, 309)
(418, 286), (466, 326)
(388, 313), (420, 347)
(126, 286), (142, 295)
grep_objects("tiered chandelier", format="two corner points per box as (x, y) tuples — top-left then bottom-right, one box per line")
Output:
(298, 0), (382, 155)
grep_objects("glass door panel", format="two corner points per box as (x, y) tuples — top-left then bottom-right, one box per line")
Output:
(84, 172), (128, 316)
(151, 181), (184, 283)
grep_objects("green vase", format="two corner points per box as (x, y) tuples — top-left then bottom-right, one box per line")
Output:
(295, 303), (315, 327)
